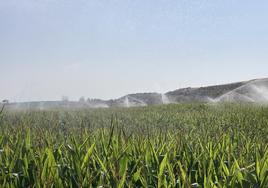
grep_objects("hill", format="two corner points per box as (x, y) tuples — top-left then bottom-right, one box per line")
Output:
(3, 78), (268, 110)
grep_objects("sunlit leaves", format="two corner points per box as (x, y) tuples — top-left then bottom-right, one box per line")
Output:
(0, 104), (267, 187)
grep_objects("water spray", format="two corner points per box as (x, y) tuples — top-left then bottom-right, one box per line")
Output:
(161, 93), (170, 104)
(124, 96), (130, 108)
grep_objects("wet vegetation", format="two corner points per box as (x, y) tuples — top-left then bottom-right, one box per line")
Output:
(0, 103), (267, 187)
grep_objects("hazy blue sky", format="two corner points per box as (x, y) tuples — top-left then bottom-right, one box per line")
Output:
(1, 0), (268, 102)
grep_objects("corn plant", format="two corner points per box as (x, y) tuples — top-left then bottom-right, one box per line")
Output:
(0, 103), (267, 187)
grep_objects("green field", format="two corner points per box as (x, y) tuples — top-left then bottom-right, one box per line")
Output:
(0, 104), (267, 187)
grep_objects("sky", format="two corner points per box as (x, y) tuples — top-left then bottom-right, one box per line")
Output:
(1, 0), (268, 102)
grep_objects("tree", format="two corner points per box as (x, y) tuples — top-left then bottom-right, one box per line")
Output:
(2, 99), (9, 104)
(1, 99), (8, 114)
(79, 96), (85, 103)
(62, 96), (69, 102)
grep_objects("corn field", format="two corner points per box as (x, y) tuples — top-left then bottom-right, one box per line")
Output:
(0, 103), (267, 187)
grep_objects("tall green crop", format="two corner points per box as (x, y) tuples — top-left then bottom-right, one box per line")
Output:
(0, 103), (267, 187)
